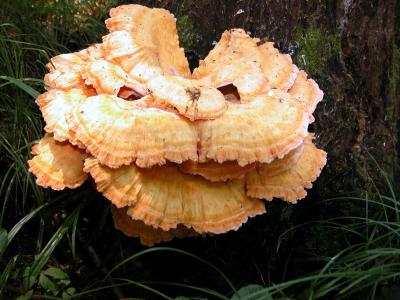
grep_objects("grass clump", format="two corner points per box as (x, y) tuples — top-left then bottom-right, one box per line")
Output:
(234, 168), (400, 299)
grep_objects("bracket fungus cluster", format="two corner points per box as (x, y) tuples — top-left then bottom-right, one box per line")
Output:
(28, 4), (327, 246)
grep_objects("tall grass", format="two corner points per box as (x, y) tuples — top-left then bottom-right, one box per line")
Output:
(255, 180), (400, 299)
(0, 1), (116, 298)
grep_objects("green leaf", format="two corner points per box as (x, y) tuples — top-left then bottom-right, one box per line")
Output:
(66, 287), (76, 295)
(231, 285), (271, 300)
(43, 267), (68, 280)
(59, 279), (71, 286)
(62, 287), (76, 299)
(0, 76), (40, 98)
(22, 267), (37, 291)
(39, 273), (59, 295)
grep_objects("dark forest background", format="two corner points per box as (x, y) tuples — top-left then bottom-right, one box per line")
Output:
(0, 1), (399, 299)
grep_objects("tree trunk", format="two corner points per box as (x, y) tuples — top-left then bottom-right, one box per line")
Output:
(132, 0), (399, 194)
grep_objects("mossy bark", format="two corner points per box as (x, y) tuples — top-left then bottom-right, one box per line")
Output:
(131, 0), (399, 194)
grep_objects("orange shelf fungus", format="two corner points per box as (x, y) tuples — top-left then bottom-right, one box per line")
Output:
(179, 160), (255, 182)
(246, 135), (327, 203)
(193, 29), (298, 95)
(82, 59), (146, 97)
(36, 88), (95, 144)
(111, 206), (198, 246)
(85, 159), (265, 233)
(29, 4), (327, 245)
(103, 5), (190, 81)
(28, 134), (88, 190)
(196, 90), (309, 166)
(69, 94), (198, 168)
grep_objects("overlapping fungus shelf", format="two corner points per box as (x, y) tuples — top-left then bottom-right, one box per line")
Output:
(29, 4), (327, 246)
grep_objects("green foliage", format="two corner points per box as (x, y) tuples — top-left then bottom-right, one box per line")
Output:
(0, 76), (40, 99)
(175, 0), (199, 54)
(0, 203), (49, 258)
(231, 285), (271, 300)
(235, 171), (400, 299)
(176, 15), (197, 51)
(294, 27), (340, 76)
(38, 267), (75, 297)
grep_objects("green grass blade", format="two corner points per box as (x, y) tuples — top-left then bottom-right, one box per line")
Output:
(0, 203), (48, 258)
(0, 255), (18, 294)
(28, 201), (87, 283)
(0, 76), (40, 98)
(148, 282), (229, 300)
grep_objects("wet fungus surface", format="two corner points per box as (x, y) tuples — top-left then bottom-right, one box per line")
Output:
(28, 4), (327, 246)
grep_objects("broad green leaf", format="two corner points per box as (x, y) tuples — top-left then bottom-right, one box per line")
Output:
(39, 273), (59, 295)
(43, 267), (69, 280)
(62, 288), (76, 299)
(231, 285), (271, 300)
(59, 279), (71, 287)
(66, 287), (76, 295)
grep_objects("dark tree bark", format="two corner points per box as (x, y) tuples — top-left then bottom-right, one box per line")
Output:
(129, 0), (399, 194)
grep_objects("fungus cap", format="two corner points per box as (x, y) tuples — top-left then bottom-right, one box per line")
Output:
(36, 88), (95, 143)
(70, 94), (198, 168)
(256, 142), (305, 177)
(103, 5), (190, 81)
(289, 70), (324, 122)
(111, 206), (197, 246)
(44, 53), (87, 91)
(44, 70), (84, 91)
(84, 159), (265, 233)
(246, 134), (327, 202)
(82, 59), (146, 96)
(46, 53), (85, 73)
(196, 90), (309, 166)
(77, 43), (104, 61)
(193, 29), (298, 94)
(28, 134), (87, 190)
(179, 160), (255, 182)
